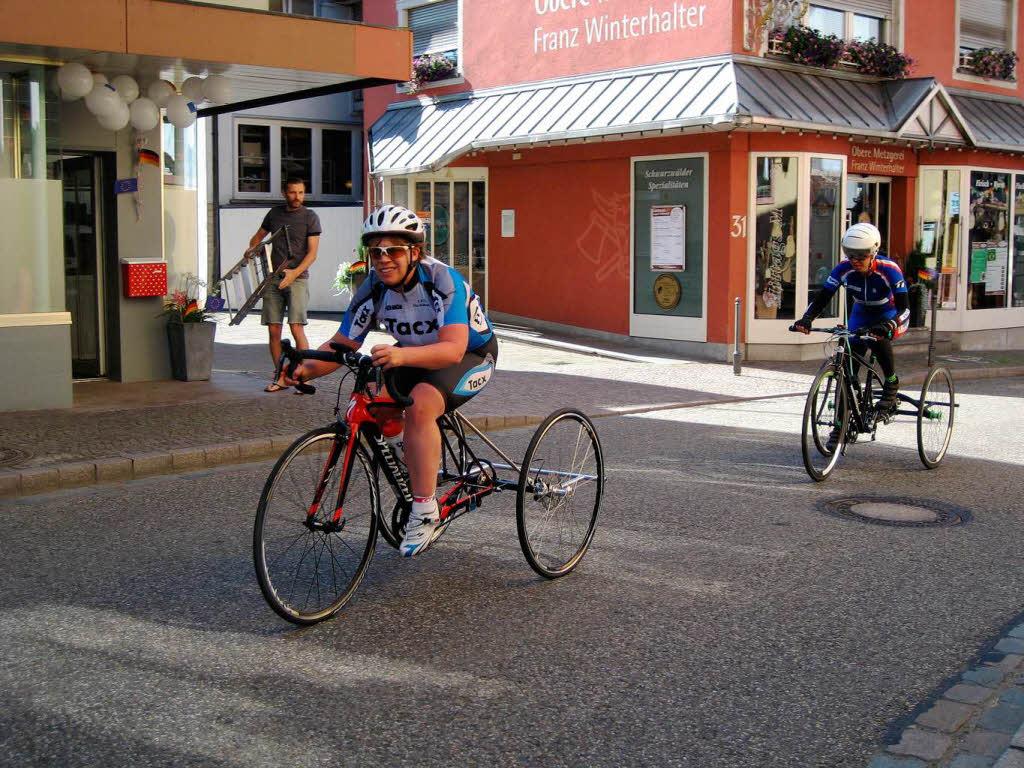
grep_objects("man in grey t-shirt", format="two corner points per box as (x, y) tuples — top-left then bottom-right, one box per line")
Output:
(247, 178), (321, 392)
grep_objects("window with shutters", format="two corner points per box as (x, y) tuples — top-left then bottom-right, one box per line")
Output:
(398, 0), (462, 89)
(958, 0), (1016, 69)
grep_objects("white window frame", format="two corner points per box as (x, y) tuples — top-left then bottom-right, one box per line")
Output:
(954, 0), (1020, 88)
(232, 117), (362, 202)
(396, 0), (464, 92)
(278, 0), (356, 19)
(746, 151), (848, 346)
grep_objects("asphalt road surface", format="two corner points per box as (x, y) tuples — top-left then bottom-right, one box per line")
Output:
(2, 375), (1022, 767)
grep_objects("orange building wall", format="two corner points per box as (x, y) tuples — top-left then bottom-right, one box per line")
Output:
(472, 132), (744, 342)
(905, 1), (1024, 99)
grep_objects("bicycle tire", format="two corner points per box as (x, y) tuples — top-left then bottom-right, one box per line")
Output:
(253, 427), (378, 624)
(917, 366), (955, 469)
(801, 365), (849, 482)
(516, 408), (604, 578)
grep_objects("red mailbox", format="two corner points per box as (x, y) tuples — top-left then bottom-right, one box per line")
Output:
(121, 259), (167, 298)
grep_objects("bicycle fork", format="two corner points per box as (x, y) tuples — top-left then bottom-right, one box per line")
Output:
(304, 427), (358, 533)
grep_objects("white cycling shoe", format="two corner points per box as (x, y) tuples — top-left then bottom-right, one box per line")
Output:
(400, 500), (440, 558)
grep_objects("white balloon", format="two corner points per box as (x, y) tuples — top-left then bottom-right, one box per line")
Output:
(97, 101), (130, 131)
(147, 79), (175, 107)
(165, 94), (196, 128)
(129, 97), (160, 132)
(92, 73), (109, 86)
(201, 74), (232, 104)
(85, 83), (121, 117)
(57, 62), (93, 100)
(111, 75), (139, 104)
(181, 76), (205, 103)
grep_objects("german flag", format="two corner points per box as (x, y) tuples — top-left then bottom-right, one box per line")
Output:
(138, 148), (160, 168)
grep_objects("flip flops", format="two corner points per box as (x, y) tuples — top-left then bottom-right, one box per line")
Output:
(264, 382), (288, 393)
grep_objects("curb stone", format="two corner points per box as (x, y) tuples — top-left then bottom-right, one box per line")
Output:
(0, 415), (544, 499)
(869, 622), (1024, 768)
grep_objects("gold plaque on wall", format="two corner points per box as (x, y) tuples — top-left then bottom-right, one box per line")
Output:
(653, 273), (681, 310)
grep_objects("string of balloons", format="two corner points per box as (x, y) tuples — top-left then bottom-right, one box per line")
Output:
(55, 63), (232, 132)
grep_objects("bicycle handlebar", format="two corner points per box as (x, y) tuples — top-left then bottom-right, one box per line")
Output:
(788, 324), (870, 337)
(277, 340), (414, 407)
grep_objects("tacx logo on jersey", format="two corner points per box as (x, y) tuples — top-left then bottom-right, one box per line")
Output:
(382, 318), (440, 336)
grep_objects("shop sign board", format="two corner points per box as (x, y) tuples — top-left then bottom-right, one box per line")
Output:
(848, 143), (916, 177)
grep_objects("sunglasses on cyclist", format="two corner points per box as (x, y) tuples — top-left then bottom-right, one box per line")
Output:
(844, 249), (873, 261)
(367, 245), (413, 260)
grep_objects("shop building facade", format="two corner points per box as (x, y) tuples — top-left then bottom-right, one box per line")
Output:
(1, 0), (408, 411)
(363, 0), (1024, 360)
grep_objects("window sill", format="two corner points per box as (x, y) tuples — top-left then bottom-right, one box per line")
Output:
(396, 75), (465, 95)
(953, 68), (1018, 89)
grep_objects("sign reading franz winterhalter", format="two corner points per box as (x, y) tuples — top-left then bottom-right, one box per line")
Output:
(848, 143), (917, 177)
(532, 0), (708, 54)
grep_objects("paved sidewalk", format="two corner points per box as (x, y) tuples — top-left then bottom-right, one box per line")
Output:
(1, 313), (1021, 498)
(868, 615), (1024, 768)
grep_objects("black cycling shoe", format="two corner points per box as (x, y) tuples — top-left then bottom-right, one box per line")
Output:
(825, 426), (843, 453)
(876, 377), (900, 413)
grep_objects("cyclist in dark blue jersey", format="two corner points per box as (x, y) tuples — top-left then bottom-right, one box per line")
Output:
(794, 223), (910, 442)
(286, 205), (497, 557)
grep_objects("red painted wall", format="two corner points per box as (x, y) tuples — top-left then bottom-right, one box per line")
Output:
(473, 132), (741, 341)
(905, 0), (1024, 99)
(362, 0), (734, 126)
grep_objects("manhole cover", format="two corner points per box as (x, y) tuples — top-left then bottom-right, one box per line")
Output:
(0, 447), (31, 468)
(818, 496), (971, 528)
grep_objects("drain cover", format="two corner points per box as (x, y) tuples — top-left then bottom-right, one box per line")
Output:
(819, 496), (971, 528)
(0, 447), (31, 469)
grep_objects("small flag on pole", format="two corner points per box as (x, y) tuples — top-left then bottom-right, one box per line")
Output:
(917, 267), (938, 281)
(138, 148), (160, 168)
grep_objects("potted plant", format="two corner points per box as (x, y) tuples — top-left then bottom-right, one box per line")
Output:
(903, 241), (933, 328)
(770, 25), (845, 69)
(333, 249), (369, 298)
(845, 39), (914, 78)
(408, 52), (458, 92)
(159, 274), (217, 381)
(965, 48), (1019, 80)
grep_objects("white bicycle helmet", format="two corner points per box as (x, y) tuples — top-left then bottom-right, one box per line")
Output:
(841, 222), (881, 259)
(360, 204), (426, 245)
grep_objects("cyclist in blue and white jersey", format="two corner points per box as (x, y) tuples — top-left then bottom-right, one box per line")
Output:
(794, 222), (910, 427)
(286, 205), (497, 557)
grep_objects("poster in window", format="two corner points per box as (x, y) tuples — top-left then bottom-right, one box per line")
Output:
(650, 205), (685, 271)
(921, 221), (937, 255)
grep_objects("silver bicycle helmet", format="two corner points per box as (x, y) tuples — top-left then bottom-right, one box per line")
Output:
(360, 204), (426, 245)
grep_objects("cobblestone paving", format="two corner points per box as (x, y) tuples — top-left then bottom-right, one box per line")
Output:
(868, 620), (1024, 768)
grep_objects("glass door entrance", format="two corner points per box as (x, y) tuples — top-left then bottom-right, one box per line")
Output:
(846, 177), (891, 254)
(389, 176), (487, 307)
(61, 155), (103, 378)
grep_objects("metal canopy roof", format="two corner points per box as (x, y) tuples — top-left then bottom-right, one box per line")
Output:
(369, 58), (1024, 176)
(950, 92), (1024, 151)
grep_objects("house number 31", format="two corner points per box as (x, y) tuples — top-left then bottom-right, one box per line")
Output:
(730, 215), (747, 238)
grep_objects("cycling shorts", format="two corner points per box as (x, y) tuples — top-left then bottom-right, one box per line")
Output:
(388, 335), (498, 412)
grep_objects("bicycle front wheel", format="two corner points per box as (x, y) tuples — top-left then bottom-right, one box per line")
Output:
(516, 409), (604, 579)
(917, 366), (955, 469)
(254, 428), (379, 624)
(801, 365), (848, 482)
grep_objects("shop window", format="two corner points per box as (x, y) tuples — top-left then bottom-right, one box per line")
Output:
(1014, 176), (1024, 307)
(400, 0), (461, 81)
(754, 156), (799, 320)
(809, 158), (843, 315)
(959, 0), (1014, 60)
(967, 170), (1010, 309)
(234, 120), (359, 200)
(919, 169), (962, 310)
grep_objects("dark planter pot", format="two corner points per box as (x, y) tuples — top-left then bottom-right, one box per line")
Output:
(909, 283), (928, 328)
(167, 321), (217, 381)
(351, 273), (367, 293)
